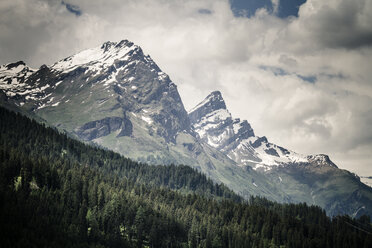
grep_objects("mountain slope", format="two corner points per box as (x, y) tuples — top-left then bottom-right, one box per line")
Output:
(0, 40), (289, 202)
(189, 91), (372, 217)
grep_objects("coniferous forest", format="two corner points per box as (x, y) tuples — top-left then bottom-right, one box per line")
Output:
(1, 106), (372, 248)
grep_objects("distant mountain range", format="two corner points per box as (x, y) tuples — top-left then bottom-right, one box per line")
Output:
(1, 39), (371, 217)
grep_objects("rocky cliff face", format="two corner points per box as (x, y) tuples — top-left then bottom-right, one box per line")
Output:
(189, 91), (310, 171)
(189, 91), (255, 151)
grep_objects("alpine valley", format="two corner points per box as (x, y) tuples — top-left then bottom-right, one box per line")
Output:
(1, 39), (371, 218)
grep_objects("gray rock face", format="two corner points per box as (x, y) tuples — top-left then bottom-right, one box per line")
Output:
(189, 91), (226, 123)
(233, 119), (255, 139)
(75, 116), (132, 141)
(189, 91), (256, 153)
(251, 136), (268, 148)
(117, 114), (133, 137)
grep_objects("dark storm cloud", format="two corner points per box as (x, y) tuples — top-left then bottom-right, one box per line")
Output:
(301, 0), (372, 49)
(62, 1), (82, 16)
(322, 30), (372, 49)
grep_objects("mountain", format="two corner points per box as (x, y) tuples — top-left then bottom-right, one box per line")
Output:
(0, 40), (289, 203)
(188, 91), (334, 171)
(1, 39), (371, 217)
(189, 91), (372, 217)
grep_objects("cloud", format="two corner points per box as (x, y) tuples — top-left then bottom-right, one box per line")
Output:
(0, 0), (371, 176)
(297, 74), (316, 83)
(295, 0), (372, 49)
(61, 1), (82, 16)
(271, 0), (279, 14)
(198, 8), (212, 15)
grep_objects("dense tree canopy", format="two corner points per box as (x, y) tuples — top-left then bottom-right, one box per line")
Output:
(0, 106), (371, 247)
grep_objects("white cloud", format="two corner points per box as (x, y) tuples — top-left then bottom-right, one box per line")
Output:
(0, 0), (371, 176)
(271, 0), (280, 14)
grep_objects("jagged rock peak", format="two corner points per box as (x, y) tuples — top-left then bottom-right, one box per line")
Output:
(101, 40), (137, 52)
(0, 60), (33, 74)
(307, 154), (338, 168)
(229, 118), (256, 141)
(190, 91), (226, 112)
(188, 91), (228, 123)
(5, 61), (26, 69)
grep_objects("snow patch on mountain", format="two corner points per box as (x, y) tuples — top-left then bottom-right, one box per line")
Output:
(51, 40), (138, 74)
(0, 61), (58, 107)
(141, 116), (153, 125)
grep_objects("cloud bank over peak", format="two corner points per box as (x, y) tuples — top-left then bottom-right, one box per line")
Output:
(0, 0), (371, 175)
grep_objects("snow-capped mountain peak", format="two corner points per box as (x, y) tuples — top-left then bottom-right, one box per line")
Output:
(0, 40), (190, 143)
(307, 154), (338, 168)
(189, 91), (336, 171)
(51, 40), (143, 73)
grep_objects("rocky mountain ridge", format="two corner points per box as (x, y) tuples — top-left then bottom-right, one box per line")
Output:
(1, 39), (371, 217)
(189, 91), (371, 217)
(188, 91), (327, 171)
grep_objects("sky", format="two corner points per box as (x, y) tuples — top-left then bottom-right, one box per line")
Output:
(0, 0), (371, 176)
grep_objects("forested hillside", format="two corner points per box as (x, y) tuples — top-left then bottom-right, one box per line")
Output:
(1, 106), (371, 248)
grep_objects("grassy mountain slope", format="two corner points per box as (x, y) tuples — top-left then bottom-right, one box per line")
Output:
(266, 164), (372, 217)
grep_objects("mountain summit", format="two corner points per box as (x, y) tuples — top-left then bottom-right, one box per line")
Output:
(189, 91), (309, 170)
(1, 40), (190, 142)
